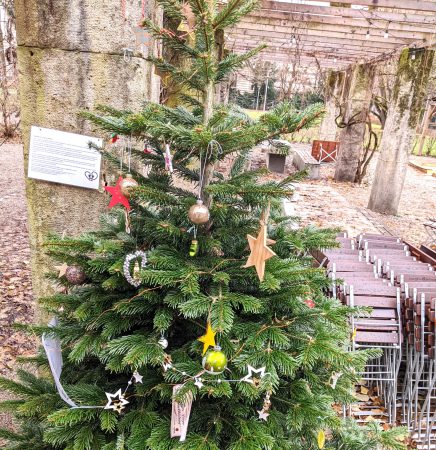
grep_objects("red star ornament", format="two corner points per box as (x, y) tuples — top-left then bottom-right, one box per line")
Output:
(305, 299), (316, 309)
(105, 176), (131, 210)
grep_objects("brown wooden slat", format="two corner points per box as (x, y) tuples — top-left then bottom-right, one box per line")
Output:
(379, 256), (415, 262)
(397, 273), (436, 283)
(355, 331), (399, 344)
(349, 285), (398, 296)
(363, 241), (407, 249)
(359, 235), (401, 242)
(336, 271), (378, 278)
(371, 309), (397, 319)
(326, 254), (364, 261)
(406, 282), (436, 288)
(388, 264), (432, 272)
(346, 296), (397, 308)
(405, 241), (436, 267)
(324, 249), (359, 255)
(355, 319), (399, 328)
(406, 285), (436, 298)
(328, 262), (374, 272)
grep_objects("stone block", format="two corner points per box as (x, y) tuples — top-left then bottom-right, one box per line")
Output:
(292, 147), (320, 180)
(14, 0), (160, 55)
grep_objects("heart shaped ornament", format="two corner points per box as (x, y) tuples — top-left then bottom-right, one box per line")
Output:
(123, 251), (148, 287)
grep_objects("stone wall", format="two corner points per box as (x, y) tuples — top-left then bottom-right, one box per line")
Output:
(15, 0), (161, 306)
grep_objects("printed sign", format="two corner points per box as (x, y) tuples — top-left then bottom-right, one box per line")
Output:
(28, 126), (102, 190)
(171, 385), (193, 442)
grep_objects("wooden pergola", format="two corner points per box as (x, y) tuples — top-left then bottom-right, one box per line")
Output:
(225, 1), (436, 218)
(226, 0), (436, 70)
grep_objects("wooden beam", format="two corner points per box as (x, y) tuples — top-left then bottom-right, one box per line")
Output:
(238, 18), (430, 41)
(235, 56), (348, 67)
(232, 25), (413, 45)
(301, 0), (436, 12)
(248, 10), (436, 34)
(231, 44), (375, 60)
(260, 1), (436, 24)
(228, 29), (399, 49)
(232, 48), (356, 65)
(228, 36), (386, 55)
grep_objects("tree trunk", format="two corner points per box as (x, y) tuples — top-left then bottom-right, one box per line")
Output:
(416, 102), (434, 156)
(334, 63), (375, 182)
(319, 70), (345, 141)
(15, 0), (161, 306)
(0, 13), (11, 136)
(368, 48), (435, 215)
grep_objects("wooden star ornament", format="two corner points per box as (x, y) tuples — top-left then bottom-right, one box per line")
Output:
(55, 263), (69, 278)
(243, 224), (276, 282)
(197, 322), (216, 355)
(104, 176), (131, 210)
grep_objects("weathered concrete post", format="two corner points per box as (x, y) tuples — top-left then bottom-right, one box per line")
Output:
(319, 70), (345, 141)
(334, 63), (375, 182)
(368, 48), (435, 215)
(15, 0), (160, 304)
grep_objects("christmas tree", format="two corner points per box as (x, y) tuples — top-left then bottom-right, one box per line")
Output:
(0, 0), (407, 448)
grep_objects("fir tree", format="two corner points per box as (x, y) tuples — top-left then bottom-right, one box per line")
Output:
(0, 0), (407, 448)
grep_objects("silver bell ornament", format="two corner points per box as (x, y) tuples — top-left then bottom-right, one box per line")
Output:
(119, 174), (138, 198)
(65, 265), (86, 285)
(202, 346), (227, 375)
(188, 199), (210, 225)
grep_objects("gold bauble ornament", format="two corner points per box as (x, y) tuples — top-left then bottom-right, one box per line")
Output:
(119, 174), (138, 198)
(188, 199), (210, 224)
(202, 346), (227, 374)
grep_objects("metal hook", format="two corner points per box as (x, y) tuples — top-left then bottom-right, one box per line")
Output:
(123, 48), (134, 63)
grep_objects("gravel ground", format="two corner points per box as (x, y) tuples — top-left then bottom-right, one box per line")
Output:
(0, 143), (35, 431)
(288, 144), (436, 245)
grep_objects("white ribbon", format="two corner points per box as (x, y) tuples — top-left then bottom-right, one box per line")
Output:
(42, 318), (77, 407)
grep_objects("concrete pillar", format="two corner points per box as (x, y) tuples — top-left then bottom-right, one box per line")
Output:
(15, 0), (160, 303)
(368, 48), (435, 215)
(319, 70), (345, 141)
(334, 63), (375, 182)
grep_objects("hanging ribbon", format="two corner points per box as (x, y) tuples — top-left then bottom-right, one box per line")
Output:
(43, 319), (103, 409)
(120, 138), (125, 174)
(127, 135), (132, 173)
(42, 318), (78, 408)
(165, 143), (174, 173)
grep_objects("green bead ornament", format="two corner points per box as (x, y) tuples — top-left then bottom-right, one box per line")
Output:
(202, 346), (227, 375)
(189, 239), (198, 257)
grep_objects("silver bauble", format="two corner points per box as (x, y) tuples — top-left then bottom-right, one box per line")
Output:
(65, 265), (86, 285)
(120, 174), (139, 198)
(158, 337), (168, 349)
(188, 199), (210, 224)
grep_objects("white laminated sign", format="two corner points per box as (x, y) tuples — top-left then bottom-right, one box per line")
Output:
(28, 126), (102, 190)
